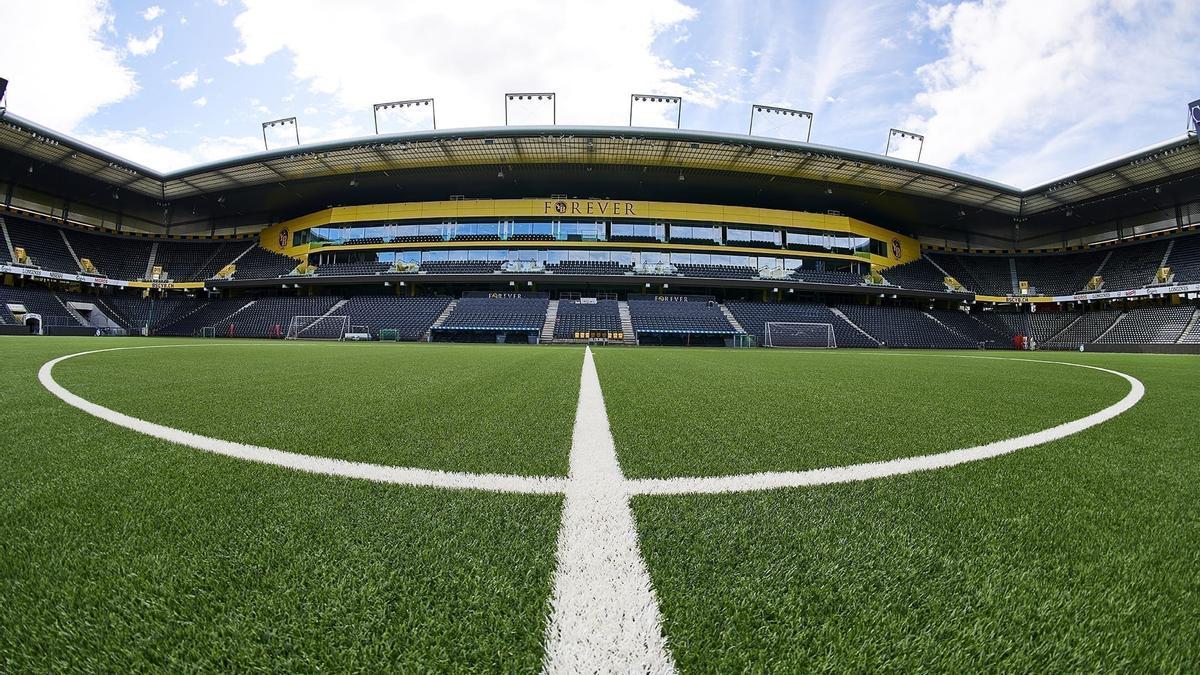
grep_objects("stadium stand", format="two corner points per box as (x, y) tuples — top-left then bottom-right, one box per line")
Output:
(924, 308), (1009, 347)
(230, 246), (297, 279)
(4, 217), (80, 273)
(1098, 240), (1168, 291)
(214, 296), (342, 338)
(546, 261), (632, 275)
(1095, 306), (1196, 344)
(879, 258), (952, 292)
(725, 301), (877, 347)
(437, 296), (550, 331)
(340, 295), (451, 340)
(101, 294), (200, 332)
(1012, 251), (1105, 296)
(1165, 234), (1200, 283)
(675, 264), (757, 279)
(344, 236), (385, 246)
(313, 261), (391, 276)
(791, 268), (864, 286)
(1044, 310), (1122, 346)
(156, 298), (252, 336)
(836, 304), (974, 348)
(419, 261), (503, 274)
(926, 252), (1013, 295)
(0, 285), (80, 326)
(66, 229), (154, 280)
(153, 240), (244, 281)
(554, 299), (622, 339)
(627, 299), (738, 336)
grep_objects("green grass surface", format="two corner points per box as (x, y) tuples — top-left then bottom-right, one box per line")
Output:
(3, 336), (1197, 671)
(595, 348), (1129, 478)
(632, 351), (1200, 671)
(54, 340), (581, 476)
(0, 337), (562, 671)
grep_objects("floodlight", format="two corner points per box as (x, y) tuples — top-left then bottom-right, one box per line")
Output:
(261, 117), (299, 151)
(630, 94), (682, 128)
(748, 104), (813, 142)
(372, 98), (435, 133)
(884, 128), (924, 161)
(504, 92), (555, 125)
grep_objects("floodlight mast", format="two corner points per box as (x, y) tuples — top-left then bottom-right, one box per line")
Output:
(261, 117), (299, 151)
(884, 128), (925, 162)
(630, 94), (682, 129)
(748, 104), (814, 142)
(504, 92), (556, 125)
(372, 98), (436, 134)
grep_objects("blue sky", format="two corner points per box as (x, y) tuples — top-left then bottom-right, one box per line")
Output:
(1, 0), (1196, 186)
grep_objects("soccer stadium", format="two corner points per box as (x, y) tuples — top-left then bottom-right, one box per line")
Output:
(2, 4), (1200, 671)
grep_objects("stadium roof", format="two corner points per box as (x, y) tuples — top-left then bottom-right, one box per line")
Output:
(2, 111), (1197, 219)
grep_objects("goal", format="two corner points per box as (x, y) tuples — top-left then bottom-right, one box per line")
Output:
(286, 315), (350, 340)
(199, 326), (216, 338)
(763, 322), (836, 348)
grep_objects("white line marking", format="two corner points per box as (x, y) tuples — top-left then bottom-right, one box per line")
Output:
(541, 347), (676, 674)
(38, 345), (566, 495)
(627, 358), (1145, 495)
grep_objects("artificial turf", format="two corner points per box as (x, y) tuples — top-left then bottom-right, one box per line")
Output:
(631, 351), (1200, 671)
(52, 340), (581, 476)
(3, 337), (1197, 671)
(594, 347), (1130, 478)
(0, 337), (563, 671)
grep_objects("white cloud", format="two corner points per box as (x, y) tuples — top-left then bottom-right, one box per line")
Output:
(76, 128), (194, 171)
(226, 0), (701, 128)
(906, 0), (1200, 185)
(172, 69), (199, 90)
(0, 0), (137, 131)
(193, 96), (208, 107)
(142, 5), (164, 21)
(127, 25), (163, 56)
(180, 15), (188, 25)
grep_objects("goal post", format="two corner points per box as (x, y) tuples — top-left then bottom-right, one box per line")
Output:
(763, 322), (837, 348)
(286, 315), (350, 340)
(199, 326), (216, 338)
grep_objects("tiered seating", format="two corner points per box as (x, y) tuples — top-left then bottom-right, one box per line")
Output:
(438, 297), (549, 331)
(1013, 251), (1105, 296)
(0, 285), (79, 325)
(791, 269), (862, 286)
(507, 233), (556, 242)
(156, 298), (252, 336)
(1100, 240), (1168, 291)
(66, 229), (153, 280)
(1045, 310), (1122, 346)
(230, 247), (296, 279)
(546, 261), (631, 275)
(4, 218), (79, 273)
(836, 304), (973, 348)
(153, 240), (243, 281)
(340, 296), (452, 339)
(390, 234), (443, 243)
(925, 308), (1008, 347)
(1179, 314), (1200, 343)
(627, 300), (738, 334)
(450, 234), (497, 242)
(554, 300), (621, 339)
(314, 261), (390, 276)
(925, 253), (1006, 295)
(880, 258), (951, 292)
(608, 234), (662, 243)
(725, 301), (876, 347)
(1096, 306), (1195, 344)
(1165, 234), (1200, 284)
(419, 261), (502, 274)
(215, 296), (341, 338)
(344, 236), (385, 245)
(675, 264), (757, 279)
(101, 295), (200, 331)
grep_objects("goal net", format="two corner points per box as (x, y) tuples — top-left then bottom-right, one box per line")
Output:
(763, 322), (836, 348)
(199, 326), (216, 338)
(286, 315), (350, 340)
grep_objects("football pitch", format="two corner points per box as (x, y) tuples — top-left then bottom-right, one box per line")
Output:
(1, 337), (1197, 671)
